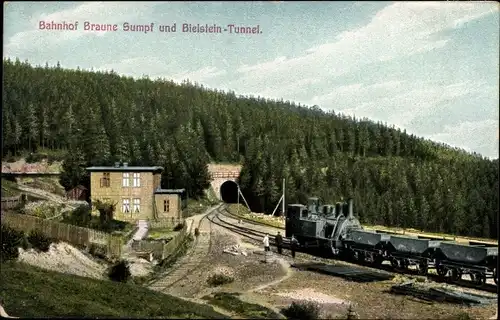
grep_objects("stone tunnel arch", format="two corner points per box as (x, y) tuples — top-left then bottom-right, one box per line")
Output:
(220, 180), (239, 203)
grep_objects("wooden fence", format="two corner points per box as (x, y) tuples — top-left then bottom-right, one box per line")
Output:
(1, 195), (24, 210)
(0, 211), (122, 258)
(131, 222), (189, 260)
(161, 222), (188, 259)
(131, 240), (165, 258)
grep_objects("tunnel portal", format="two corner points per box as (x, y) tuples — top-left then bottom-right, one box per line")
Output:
(220, 180), (239, 203)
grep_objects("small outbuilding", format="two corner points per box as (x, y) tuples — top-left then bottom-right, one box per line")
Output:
(65, 185), (88, 201)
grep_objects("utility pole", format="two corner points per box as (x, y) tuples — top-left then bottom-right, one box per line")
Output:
(237, 184), (240, 216)
(282, 178), (285, 217)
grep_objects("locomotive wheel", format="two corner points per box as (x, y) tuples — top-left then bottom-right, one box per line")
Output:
(417, 260), (428, 275)
(437, 265), (448, 278)
(450, 269), (462, 281)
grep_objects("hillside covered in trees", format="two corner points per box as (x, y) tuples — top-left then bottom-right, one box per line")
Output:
(2, 58), (498, 239)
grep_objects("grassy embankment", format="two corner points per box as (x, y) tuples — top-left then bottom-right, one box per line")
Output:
(0, 261), (227, 318)
(226, 204), (498, 245)
(202, 292), (283, 319)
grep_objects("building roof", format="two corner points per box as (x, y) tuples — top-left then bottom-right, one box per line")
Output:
(86, 166), (164, 173)
(71, 185), (88, 191)
(154, 188), (186, 194)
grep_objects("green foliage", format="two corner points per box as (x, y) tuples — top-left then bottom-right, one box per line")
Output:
(281, 301), (320, 320)
(27, 229), (53, 252)
(0, 225), (24, 262)
(206, 273), (234, 287)
(1, 178), (22, 197)
(94, 199), (116, 230)
(64, 204), (92, 226)
(108, 259), (131, 283)
(2, 59), (498, 239)
(202, 292), (282, 319)
(173, 222), (184, 231)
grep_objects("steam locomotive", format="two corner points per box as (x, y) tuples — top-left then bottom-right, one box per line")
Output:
(285, 197), (498, 286)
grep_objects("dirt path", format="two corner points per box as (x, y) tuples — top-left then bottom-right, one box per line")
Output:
(248, 256), (293, 293)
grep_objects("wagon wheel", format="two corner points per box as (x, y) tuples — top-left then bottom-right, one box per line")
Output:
(390, 257), (400, 269)
(354, 251), (365, 263)
(471, 273), (486, 286)
(494, 268), (498, 285)
(372, 254), (384, 267)
(417, 260), (428, 276)
(401, 259), (410, 270)
(357, 252), (366, 264)
(436, 265), (448, 278)
(450, 268), (462, 282)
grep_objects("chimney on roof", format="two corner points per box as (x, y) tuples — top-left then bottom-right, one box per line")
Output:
(114, 162), (120, 168)
(123, 162), (128, 168)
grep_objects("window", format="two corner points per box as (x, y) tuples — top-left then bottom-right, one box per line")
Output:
(100, 172), (110, 188)
(122, 199), (130, 213)
(163, 200), (170, 212)
(122, 173), (130, 187)
(133, 173), (141, 187)
(133, 198), (141, 213)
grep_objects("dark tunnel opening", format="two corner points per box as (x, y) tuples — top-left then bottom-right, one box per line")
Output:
(220, 180), (239, 203)
(219, 180), (265, 214)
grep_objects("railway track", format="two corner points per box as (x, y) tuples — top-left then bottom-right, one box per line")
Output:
(148, 205), (218, 294)
(217, 205), (498, 293)
(208, 206), (291, 248)
(224, 208), (285, 231)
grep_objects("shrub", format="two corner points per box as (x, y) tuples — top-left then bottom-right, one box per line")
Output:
(20, 234), (31, 250)
(206, 266), (235, 287)
(94, 199), (117, 230)
(27, 229), (53, 252)
(207, 274), (234, 287)
(66, 204), (92, 227)
(26, 152), (47, 163)
(108, 260), (131, 283)
(281, 301), (320, 320)
(0, 225), (25, 262)
(173, 223), (184, 232)
(88, 244), (107, 259)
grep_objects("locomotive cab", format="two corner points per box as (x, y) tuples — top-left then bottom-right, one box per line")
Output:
(286, 204), (306, 238)
(307, 197), (320, 214)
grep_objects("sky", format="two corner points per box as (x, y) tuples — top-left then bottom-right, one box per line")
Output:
(4, 1), (499, 159)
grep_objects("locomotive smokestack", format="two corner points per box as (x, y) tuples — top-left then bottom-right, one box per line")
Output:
(335, 202), (342, 216)
(348, 198), (354, 219)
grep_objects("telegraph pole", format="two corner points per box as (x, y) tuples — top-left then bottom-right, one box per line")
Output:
(237, 184), (240, 216)
(282, 178), (285, 216)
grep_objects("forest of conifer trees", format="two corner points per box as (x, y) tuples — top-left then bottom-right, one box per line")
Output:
(2, 58), (498, 239)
